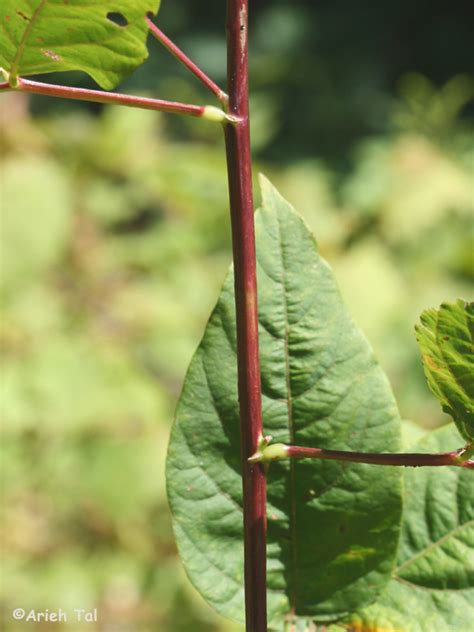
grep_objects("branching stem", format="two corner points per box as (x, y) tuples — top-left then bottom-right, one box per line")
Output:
(146, 17), (228, 107)
(0, 77), (229, 122)
(250, 442), (474, 469)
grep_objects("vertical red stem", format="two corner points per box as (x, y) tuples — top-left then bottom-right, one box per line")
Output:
(224, 1), (267, 630)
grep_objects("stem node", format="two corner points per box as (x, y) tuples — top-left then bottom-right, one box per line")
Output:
(202, 105), (229, 124)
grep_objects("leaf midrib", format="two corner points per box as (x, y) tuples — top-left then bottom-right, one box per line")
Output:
(10, 0), (49, 78)
(394, 575), (474, 593)
(274, 205), (298, 613)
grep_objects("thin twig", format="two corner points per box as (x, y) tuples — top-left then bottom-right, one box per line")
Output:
(146, 16), (228, 107)
(0, 77), (228, 122)
(250, 442), (474, 469)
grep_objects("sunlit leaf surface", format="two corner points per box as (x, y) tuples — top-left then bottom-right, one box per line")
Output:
(416, 300), (474, 443)
(350, 424), (474, 632)
(0, 0), (161, 88)
(167, 177), (402, 626)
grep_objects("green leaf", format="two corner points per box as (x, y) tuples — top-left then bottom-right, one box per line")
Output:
(167, 176), (402, 627)
(400, 419), (427, 449)
(0, 0), (161, 89)
(348, 424), (474, 632)
(415, 299), (474, 443)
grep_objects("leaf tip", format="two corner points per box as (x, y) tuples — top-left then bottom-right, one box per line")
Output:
(257, 172), (275, 208)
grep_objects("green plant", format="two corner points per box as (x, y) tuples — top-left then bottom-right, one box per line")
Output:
(1, 2), (472, 631)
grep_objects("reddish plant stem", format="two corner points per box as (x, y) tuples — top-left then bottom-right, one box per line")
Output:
(285, 445), (474, 469)
(223, 1), (267, 631)
(0, 78), (210, 118)
(146, 17), (228, 106)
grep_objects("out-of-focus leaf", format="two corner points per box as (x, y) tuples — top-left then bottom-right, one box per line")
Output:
(0, 157), (71, 294)
(332, 239), (408, 345)
(92, 106), (162, 173)
(273, 160), (345, 250)
(76, 434), (168, 518)
(348, 424), (474, 632)
(249, 93), (281, 151)
(415, 299), (474, 443)
(394, 73), (474, 138)
(0, 336), (165, 433)
(1, 285), (63, 340)
(342, 136), (473, 244)
(167, 176), (402, 626)
(0, 0), (161, 89)
(382, 137), (472, 242)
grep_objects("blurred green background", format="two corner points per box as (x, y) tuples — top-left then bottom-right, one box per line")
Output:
(1, 1), (473, 630)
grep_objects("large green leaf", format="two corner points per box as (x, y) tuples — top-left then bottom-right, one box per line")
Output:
(0, 0), (161, 89)
(167, 176), (402, 627)
(348, 424), (474, 632)
(415, 300), (474, 443)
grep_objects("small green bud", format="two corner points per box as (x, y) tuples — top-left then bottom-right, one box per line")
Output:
(202, 105), (228, 123)
(261, 443), (289, 462)
(456, 443), (474, 463)
(1, 67), (10, 83)
(0, 68), (19, 88)
(249, 442), (289, 463)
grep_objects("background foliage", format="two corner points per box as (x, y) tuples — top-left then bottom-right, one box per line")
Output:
(1, 1), (473, 629)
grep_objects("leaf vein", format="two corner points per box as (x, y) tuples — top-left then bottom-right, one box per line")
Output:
(396, 520), (474, 578)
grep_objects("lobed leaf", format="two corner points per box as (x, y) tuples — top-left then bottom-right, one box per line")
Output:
(348, 423), (474, 632)
(0, 0), (161, 89)
(415, 299), (474, 443)
(167, 176), (402, 627)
